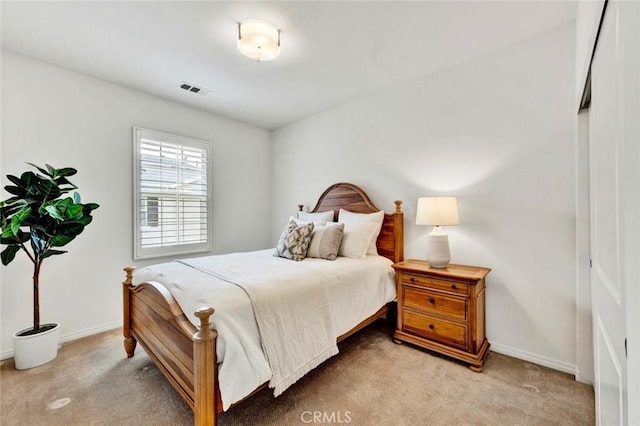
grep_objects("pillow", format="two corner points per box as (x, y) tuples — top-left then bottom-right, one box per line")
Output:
(298, 210), (335, 223)
(338, 209), (385, 256)
(273, 220), (315, 261)
(306, 222), (345, 260)
(338, 221), (378, 259)
(289, 216), (319, 226)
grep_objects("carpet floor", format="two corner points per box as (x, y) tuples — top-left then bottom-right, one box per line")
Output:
(0, 321), (594, 425)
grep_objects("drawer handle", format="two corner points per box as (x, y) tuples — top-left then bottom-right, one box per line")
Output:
(429, 298), (435, 304)
(451, 284), (457, 290)
(409, 277), (415, 283)
(429, 324), (435, 330)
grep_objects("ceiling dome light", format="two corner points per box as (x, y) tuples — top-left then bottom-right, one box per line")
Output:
(237, 19), (281, 62)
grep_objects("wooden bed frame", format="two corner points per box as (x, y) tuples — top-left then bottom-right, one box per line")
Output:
(122, 183), (404, 425)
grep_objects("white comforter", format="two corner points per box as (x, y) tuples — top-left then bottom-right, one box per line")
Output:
(133, 250), (395, 410)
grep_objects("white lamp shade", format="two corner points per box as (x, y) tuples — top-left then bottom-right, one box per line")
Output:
(416, 197), (459, 226)
(238, 19), (281, 61)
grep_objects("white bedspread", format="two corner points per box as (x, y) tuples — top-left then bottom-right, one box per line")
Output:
(133, 250), (395, 410)
(179, 253), (338, 397)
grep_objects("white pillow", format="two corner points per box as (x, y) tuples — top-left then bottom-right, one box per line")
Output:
(338, 209), (384, 256)
(298, 210), (334, 223)
(289, 216), (322, 226)
(338, 221), (378, 259)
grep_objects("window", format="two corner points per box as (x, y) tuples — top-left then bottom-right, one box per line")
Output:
(141, 196), (159, 227)
(133, 127), (212, 259)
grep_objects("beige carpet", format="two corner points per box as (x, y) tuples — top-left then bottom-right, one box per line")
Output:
(0, 321), (594, 425)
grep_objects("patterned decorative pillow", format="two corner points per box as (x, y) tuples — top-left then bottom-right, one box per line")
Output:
(306, 223), (345, 260)
(273, 220), (315, 261)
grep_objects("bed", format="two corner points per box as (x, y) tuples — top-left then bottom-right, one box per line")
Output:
(121, 182), (404, 425)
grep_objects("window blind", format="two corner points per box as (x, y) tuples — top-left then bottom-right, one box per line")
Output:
(133, 128), (212, 259)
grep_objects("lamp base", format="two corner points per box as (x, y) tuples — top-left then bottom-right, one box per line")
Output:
(426, 233), (451, 269)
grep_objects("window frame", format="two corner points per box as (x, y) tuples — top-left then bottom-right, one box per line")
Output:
(132, 127), (213, 260)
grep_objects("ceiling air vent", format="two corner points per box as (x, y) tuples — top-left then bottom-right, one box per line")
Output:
(179, 81), (212, 97)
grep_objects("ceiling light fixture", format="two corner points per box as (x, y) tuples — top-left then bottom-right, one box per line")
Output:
(237, 19), (281, 62)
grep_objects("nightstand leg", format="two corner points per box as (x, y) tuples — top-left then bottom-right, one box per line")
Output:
(468, 364), (483, 373)
(468, 344), (490, 372)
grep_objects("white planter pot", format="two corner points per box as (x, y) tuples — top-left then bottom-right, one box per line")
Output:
(13, 323), (60, 370)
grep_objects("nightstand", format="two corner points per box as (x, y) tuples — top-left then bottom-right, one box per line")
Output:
(392, 259), (491, 372)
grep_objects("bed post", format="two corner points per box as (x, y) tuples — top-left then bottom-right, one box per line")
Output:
(193, 307), (218, 426)
(123, 266), (137, 358)
(393, 200), (404, 263)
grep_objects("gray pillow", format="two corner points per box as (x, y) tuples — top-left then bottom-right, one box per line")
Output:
(273, 220), (315, 261)
(306, 223), (345, 260)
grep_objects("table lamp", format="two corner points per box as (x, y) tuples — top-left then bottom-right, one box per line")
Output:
(416, 197), (459, 268)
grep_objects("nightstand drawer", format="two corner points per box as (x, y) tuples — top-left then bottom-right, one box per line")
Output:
(429, 278), (468, 295)
(402, 310), (468, 349)
(403, 286), (467, 321)
(401, 273), (468, 295)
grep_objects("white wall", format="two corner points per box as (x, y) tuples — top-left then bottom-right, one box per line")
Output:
(272, 24), (579, 373)
(0, 52), (272, 358)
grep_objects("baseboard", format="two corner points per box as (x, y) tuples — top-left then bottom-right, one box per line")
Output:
(1, 321), (122, 361)
(574, 367), (594, 386)
(490, 342), (577, 376)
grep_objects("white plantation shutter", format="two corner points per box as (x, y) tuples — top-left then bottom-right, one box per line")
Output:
(133, 128), (212, 259)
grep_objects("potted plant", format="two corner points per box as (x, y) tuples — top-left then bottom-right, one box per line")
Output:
(0, 164), (99, 369)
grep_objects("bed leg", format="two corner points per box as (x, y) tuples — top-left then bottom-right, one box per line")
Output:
(193, 307), (218, 426)
(124, 336), (137, 358)
(123, 266), (137, 358)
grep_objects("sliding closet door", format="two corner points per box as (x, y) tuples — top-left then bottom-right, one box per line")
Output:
(588, 0), (639, 424)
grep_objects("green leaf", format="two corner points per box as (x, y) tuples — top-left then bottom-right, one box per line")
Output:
(57, 222), (84, 235)
(1, 245), (20, 266)
(2, 197), (22, 205)
(44, 204), (64, 221)
(1, 201), (27, 218)
(65, 204), (83, 220)
(41, 249), (67, 259)
(8, 206), (32, 236)
(73, 192), (81, 204)
(45, 164), (57, 178)
(6, 175), (24, 188)
(78, 215), (93, 226)
(56, 168), (77, 177)
(26, 162), (52, 178)
(84, 203), (100, 211)
(4, 186), (23, 196)
(1, 229), (29, 244)
(50, 233), (77, 247)
(20, 171), (36, 187)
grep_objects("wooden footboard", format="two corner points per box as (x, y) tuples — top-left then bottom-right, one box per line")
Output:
(123, 268), (394, 426)
(123, 267), (219, 425)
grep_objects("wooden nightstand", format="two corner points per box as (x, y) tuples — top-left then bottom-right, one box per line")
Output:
(392, 260), (491, 372)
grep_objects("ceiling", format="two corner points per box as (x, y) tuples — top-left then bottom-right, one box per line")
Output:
(1, 1), (576, 130)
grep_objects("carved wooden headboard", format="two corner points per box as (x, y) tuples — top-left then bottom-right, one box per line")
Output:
(300, 183), (404, 264)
